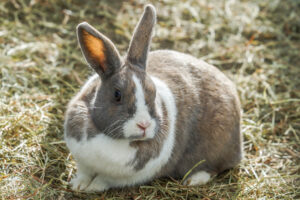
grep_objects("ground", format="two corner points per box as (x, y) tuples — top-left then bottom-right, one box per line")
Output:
(0, 0), (299, 199)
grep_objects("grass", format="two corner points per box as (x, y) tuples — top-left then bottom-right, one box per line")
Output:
(0, 0), (299, 199)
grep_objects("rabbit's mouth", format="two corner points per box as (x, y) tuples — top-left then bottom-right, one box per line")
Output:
(128, 135), (147, 141)
(126, 128), (157, 141)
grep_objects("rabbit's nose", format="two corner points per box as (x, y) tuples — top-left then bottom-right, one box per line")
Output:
(137, 121), (150, 131)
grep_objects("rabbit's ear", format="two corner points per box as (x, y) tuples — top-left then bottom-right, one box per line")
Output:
(126, 4), (156, 70)
(77, 22), (121, 78)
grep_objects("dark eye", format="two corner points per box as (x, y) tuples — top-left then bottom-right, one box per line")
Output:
(114, 89), (122, 102)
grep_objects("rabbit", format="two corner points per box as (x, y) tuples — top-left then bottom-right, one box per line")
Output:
(64, 4), (242, 192)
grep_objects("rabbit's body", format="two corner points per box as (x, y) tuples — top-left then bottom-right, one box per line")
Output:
(65, 5), (242, 192)
(65, 57), (177, 190)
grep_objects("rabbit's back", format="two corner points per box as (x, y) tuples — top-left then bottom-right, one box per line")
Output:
(147, 50), (242, 177)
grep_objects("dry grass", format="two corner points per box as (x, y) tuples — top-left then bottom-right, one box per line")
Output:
(0, 0), (299, 199)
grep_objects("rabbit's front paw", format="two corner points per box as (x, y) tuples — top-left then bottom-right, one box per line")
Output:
(183, 171), (211, 186)
(84, 176), (108, 192)
(70, 173), (93, 191)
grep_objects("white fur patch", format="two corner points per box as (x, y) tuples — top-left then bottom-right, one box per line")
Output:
(123, 74), (156, 139)
(132, 76), (177, 180)
(66, 134), (137, 177)
(185, 171), (211, 186)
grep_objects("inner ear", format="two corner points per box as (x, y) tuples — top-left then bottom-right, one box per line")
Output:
(77, 22), (121, 78)
(81, 30), (107, 72)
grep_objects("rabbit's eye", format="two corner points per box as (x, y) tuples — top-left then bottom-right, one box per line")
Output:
(114, 89), (122, 102)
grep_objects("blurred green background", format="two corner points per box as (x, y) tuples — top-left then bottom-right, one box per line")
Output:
(0, 0), (299, 199)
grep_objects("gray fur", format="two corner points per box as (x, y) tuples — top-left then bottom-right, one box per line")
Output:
(146, 50), (242, 178)
(65, 4), (242, 188)
(64, 75), (100, 141)
(90, 66), (160, 140)
(127, 5), (156, 70)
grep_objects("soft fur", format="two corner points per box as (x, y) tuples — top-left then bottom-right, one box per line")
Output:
(64, 4), (242, 192)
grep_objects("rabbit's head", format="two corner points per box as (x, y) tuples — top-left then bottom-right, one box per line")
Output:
(77, 5), (161, 140)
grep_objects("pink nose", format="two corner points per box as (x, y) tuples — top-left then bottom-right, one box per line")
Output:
(137, 121), (150, 131)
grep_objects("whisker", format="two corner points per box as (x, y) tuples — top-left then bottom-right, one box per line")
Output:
(87, 106), (104, 109)
(103, 118), (127, 138)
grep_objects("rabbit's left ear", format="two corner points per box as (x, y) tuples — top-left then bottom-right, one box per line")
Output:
(126, 4), (156, 70)
(77, 22), (122, 78)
